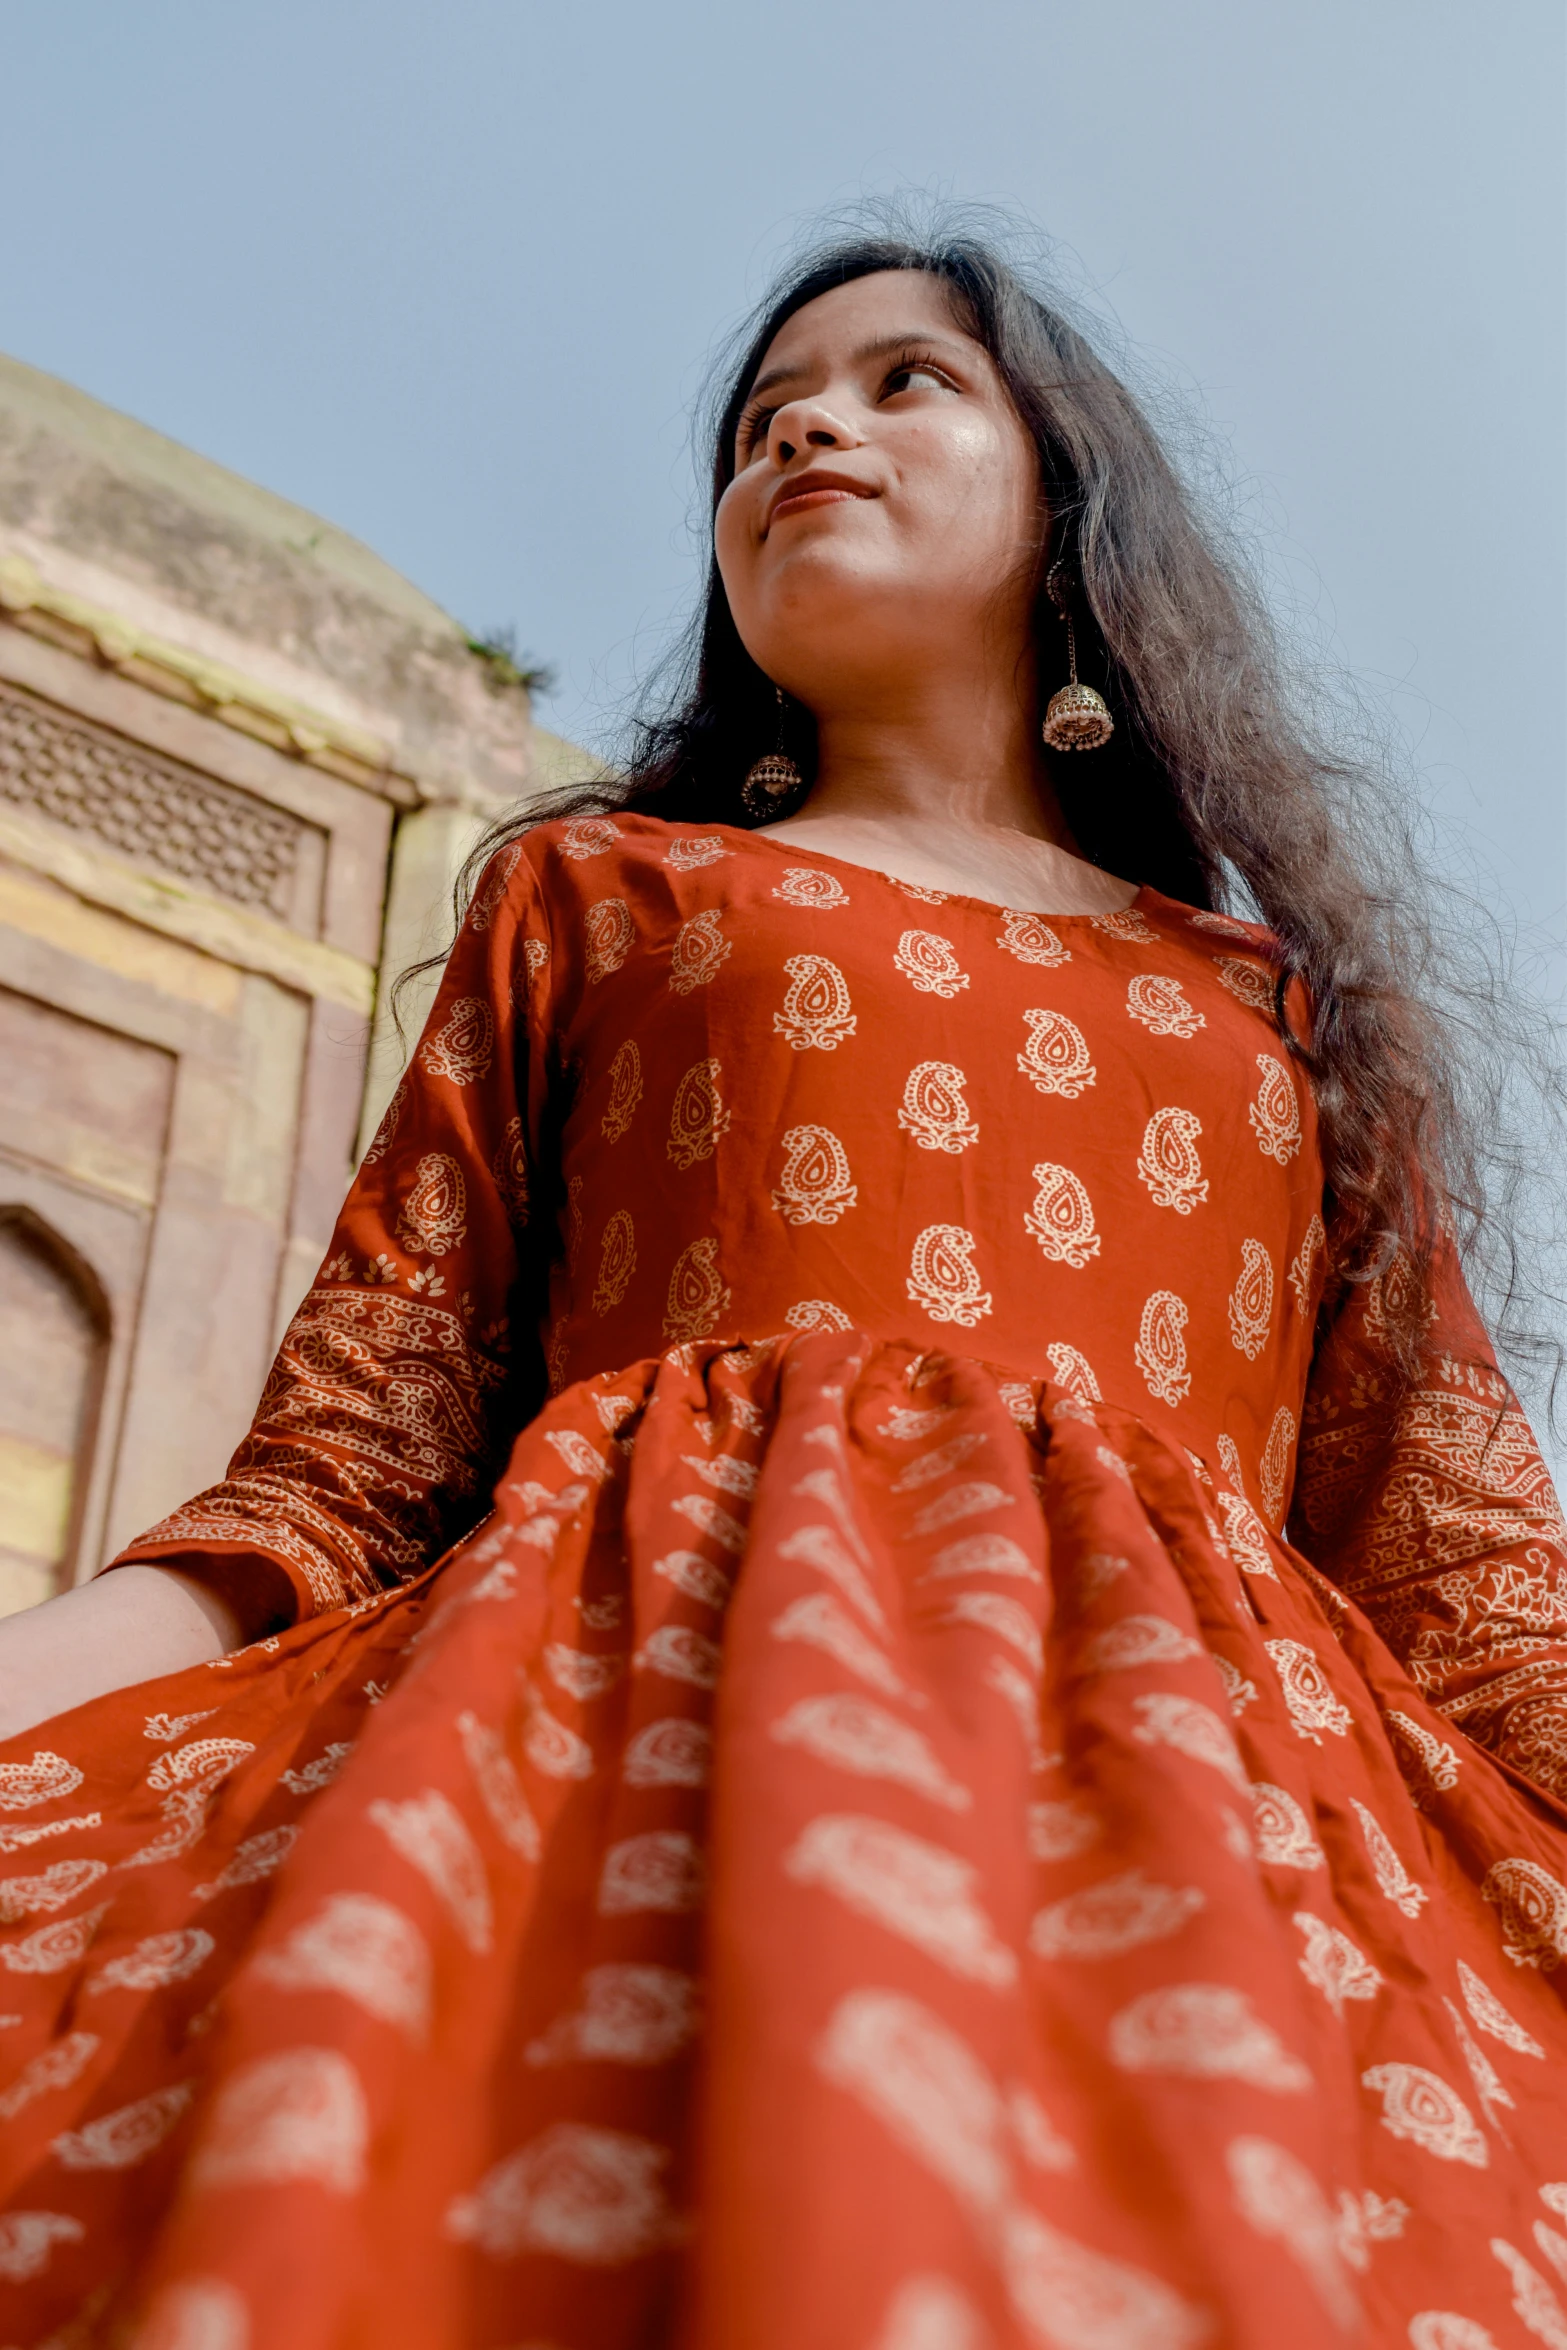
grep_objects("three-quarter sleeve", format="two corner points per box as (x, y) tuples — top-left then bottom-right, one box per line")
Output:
(1291, 1233), (1567, 1801)
(108, 844), (556, 1632)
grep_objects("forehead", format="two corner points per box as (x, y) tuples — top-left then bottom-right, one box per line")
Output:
(748, 269), (977, 385)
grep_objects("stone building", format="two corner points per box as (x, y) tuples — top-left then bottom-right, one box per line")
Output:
(0, 353), (589, 1615)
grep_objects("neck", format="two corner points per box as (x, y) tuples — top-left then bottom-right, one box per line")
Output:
(804, 662), (1072, 848)
(762, 651), (1136, 916)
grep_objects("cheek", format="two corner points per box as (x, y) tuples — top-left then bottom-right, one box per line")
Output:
(908, 416), (1040, 558)
(713, 482), (761, 611)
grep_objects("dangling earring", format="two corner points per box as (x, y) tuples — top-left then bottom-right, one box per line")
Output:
(1041, 563), (1114, 752)
(741, 685), (805, 819)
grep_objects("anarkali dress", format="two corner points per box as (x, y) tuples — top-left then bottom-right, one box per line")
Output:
(2, 811), (1567, 2350)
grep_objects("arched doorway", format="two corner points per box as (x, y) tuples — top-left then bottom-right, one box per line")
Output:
(0, 1207), (108, 1614)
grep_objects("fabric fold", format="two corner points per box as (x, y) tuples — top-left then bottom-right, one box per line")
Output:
(2, 1338), (1565, 2347)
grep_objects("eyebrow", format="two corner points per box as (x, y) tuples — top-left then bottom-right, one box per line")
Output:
(744, 328), (975, 407)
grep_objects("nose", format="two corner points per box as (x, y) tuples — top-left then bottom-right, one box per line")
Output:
(769, 395), (863, 468)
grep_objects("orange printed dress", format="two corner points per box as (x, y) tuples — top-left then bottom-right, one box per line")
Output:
(3, 812), (1567, 2350)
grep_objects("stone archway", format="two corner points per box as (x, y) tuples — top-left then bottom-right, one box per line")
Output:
(0, 1205), (109, 1613)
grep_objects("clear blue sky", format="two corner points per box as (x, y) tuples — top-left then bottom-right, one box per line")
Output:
(3, 0), (1563, 939)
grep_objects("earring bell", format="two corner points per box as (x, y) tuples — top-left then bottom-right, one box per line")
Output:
(742, 687), (805, 819)
(1041, 563), (1114, 753)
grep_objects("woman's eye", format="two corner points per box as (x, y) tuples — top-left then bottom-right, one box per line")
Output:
(884, 363), (952, 398)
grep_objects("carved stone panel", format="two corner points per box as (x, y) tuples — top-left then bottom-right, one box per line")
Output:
(0, 677), (323, 927)
(0, 977), (175, 1208)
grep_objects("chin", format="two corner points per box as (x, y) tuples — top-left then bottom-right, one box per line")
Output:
(754, 548), (920, 635)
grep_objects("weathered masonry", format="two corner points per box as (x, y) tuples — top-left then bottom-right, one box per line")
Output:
(0, 354), (586, 1612)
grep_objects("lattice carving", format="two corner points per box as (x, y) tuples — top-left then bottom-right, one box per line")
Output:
(0, 679), (312, 920)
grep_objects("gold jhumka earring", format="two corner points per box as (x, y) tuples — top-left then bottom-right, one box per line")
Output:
(1041, 563), (1115, 752)
(741, 686), (805, 818)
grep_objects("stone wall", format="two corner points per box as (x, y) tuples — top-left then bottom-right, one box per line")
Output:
(0, 353), (596, 1613)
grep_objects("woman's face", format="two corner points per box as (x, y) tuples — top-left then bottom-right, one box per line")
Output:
(715, 270), (1045, 707)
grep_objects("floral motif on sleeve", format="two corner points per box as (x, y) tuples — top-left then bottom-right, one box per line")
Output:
(1293, 1237), (1567, 1798)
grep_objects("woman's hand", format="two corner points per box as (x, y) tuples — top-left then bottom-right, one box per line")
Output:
(0, 1567), (245, 1746)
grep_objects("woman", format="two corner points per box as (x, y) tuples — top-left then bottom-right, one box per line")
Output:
(0, 223), (1564, 2350)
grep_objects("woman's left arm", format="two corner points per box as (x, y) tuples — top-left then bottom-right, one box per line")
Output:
(1290, 1236), (1567, 1801)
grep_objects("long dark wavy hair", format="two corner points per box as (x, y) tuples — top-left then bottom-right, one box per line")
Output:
(411, 202), (1565, 1407)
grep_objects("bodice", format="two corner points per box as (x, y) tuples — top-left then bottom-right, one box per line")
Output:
(525, 815), (1324, 1509)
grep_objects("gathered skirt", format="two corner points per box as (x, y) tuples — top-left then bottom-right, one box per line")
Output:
(1, 1330), (1566, 2350)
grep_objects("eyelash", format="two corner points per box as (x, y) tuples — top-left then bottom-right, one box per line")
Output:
(881, 347), (956, 395)
(738, 348), (957, 452)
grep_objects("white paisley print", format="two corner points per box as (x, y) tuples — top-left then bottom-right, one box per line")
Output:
(1126, 972), (1205, 1039)
(1135, 1290), (1191, 1407)
(1267, 1639), (1353, 1743)
(906, 1226), (992, 1329)
(1137, 1106), (1207, 1213)
(1023, 1163), (1101, 1270)
(997, 909), (1070, 965)
(1016, 1006), (1096, 1098)
(897, 1062), (979, 1154)
(771, 1126), (858, 1226)
(1228, 1239), (1274, 1361)
(893, 931), (969, 997)
(584, 896), (635, 984)
(1248, 1053), (1303, 1164)
(774, 954), (857, 1050)
(772, 865), (849, 907)
(669, 908), (731, 993)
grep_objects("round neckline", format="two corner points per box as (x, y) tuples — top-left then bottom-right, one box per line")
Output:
(704, 817), (1157, 927)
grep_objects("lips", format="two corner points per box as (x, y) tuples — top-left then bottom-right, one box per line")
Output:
(766, 470), (876, 530)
